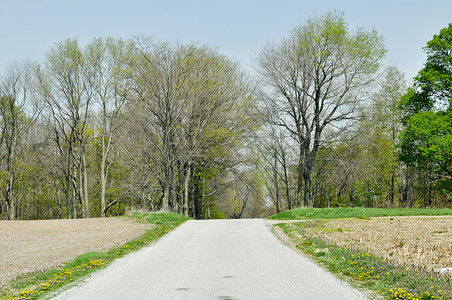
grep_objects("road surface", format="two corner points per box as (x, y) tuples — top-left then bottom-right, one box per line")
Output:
(53, 219), (369, 300)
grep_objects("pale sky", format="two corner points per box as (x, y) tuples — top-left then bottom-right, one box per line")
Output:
(1, 0), (451, 81)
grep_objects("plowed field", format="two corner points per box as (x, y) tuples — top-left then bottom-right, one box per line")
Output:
(0, 218), (153, 287)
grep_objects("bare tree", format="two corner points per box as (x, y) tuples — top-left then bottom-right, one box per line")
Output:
(0, 61), (40, 220)
(37, 39), (93, 218)
(260, 127), (294, 213)
(176, 46), (251, 216)
(257, 12), (386, 207)
(132, 39), (193, 211)
(85, 37), (135, 217)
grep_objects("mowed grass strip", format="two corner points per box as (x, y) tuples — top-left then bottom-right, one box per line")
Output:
(1, 212), (191, 300)
(277, 220), (452, 300)
(269, 207), (452, 220)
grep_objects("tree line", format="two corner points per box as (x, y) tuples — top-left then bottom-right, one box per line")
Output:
(0, 37), (262, 220)
(1, 12), (450, 220)
(260, 13), (451, 212)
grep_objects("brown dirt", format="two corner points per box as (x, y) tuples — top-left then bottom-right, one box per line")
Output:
(298, 216), (452, 271)
(0, 218), (153, 287)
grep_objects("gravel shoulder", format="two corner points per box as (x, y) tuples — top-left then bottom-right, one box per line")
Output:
(0, 218), (153, 287)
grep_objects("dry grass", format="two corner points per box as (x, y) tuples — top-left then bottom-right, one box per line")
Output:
(301, 216), (452, 272)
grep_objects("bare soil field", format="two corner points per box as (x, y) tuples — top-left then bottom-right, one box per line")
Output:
(0, 218), (153, 287)
(300, 216), (452, 271)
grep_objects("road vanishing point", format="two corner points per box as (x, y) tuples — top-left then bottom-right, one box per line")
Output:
(53, 219), (369, 300)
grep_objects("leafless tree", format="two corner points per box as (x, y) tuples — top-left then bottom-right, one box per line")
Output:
(257, 12), (386, 207)
(85, 37), (135, 217)
(0, 61), (41, 219)
(37, 39), (93, 218)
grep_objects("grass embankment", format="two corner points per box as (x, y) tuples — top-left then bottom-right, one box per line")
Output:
(1, 212), (191, 300)
(269, 207), (452, 220)
(272, 208), (452, 300)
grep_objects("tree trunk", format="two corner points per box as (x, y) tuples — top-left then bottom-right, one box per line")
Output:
(65, 172), (72, 219)
(183, 162), (192, 216)
(6, 157), (16, 220)
(161, 188), (169, 211)
(296, 158), (303, 208)
(282, 161), (291, 210)
(296, 141), (305, 207)
(79, 159), (85, 218)
(303, 152), (315, 208)
(273, 155), (280, 214)
(100, 128), (107, 217)
(82, 152), (90, 218)
(161, 121), (174, 212)
(71, 171), (78, 219)
(161, 164), (173, 212)
(100, 153), (107, 217)
(194, 172), (203, 220)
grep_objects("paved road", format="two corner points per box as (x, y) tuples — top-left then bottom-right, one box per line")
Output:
(53, 219), (369, 300)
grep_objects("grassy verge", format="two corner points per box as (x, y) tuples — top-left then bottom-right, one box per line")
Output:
(1, 212), (191, 300)
(277, 221), (452, 300)
(269, 207), (452, 220)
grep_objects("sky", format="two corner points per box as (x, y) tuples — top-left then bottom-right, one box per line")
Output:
(1, 0), (451, 81)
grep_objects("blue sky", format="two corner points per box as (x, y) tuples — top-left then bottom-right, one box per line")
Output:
(1, 0), (451, 81)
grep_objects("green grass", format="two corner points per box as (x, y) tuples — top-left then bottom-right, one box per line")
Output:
(311, 226), (349, 233)
(277, 222), (452, 300)
(269, 207), (452, 220)
(1, 212), (191, 300)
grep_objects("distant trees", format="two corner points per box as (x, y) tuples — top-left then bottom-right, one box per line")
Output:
(257, 12), (386, 207)
(259, 127), (295, 213)
(2, 15), (452, 220)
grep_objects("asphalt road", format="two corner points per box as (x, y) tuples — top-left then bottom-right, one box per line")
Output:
(53, 219), (369, 300)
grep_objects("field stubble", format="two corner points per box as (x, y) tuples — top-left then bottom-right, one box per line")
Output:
(302, 216), (452, 272)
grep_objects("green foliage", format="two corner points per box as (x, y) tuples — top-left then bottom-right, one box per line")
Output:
(399, 23), (452, 195)
(399, 111), (452, 189)
(269, 207), (452, 220)
(208, 208), (225, 219)
(415, 23), (452, 110)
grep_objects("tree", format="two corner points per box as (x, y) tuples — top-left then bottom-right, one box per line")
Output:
(131, 39), (255, 217)
(257, 12), (386, 207)
(37, 39), (94, 218)
(399, 112), (452, 192)
(84, 37), (134, 217)
(349, 66), (406, 207)
(175, 46), (252, 217)
(399, 23), (452, 196)
(132, 39), (196, 212)
(0, 61), (40, 220)
(259, 127), (295, 213)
